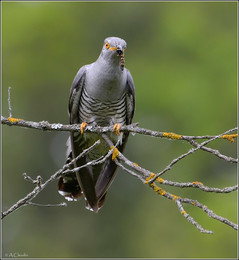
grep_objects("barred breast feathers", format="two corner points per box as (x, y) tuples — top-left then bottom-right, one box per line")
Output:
(79, 87), (127, 126)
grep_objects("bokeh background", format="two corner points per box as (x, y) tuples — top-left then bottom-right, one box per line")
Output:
(2, 1), (237, 258)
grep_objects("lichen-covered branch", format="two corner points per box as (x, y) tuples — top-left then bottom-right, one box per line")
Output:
(100, 135), (238, 234)
(175, 200), (213, 234)
(1, 88), (237, 234)
(2, 115), (238, 143)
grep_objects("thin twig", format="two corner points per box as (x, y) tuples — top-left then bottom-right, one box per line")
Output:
(26, 202), (67, 207)
(175, 200), (213, 234)
(188, 139), (237, 163)
(1, 140), (102, 219)
(61, 138), (121, 177)
(158, 179), (238, 193)
(150, 127), (238, 182)
(145, 180), (238, 232)
(180, 197), (238, 230)
(8, 87), (12, 117)
(114, 159), (145, 182)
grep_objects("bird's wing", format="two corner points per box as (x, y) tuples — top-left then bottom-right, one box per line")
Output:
(125, 69), (136, 125)
(68, 65), (99, 211)
(68, 66), (87, 123)
(58, 66), (88, 201)
(95, 69), (136, 202)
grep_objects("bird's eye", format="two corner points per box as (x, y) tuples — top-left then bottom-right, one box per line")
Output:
(105, 42), (110, 49)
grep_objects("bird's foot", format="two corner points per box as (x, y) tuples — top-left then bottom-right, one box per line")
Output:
(81, 122), (88, 134)
(110, 146), (119, 160)
(113, 123), (121, 135)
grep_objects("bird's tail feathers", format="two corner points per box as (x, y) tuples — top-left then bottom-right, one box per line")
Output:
(85, 192), (107, 213)
(58, 174), (83, 201)
(58, 150), (83, 201)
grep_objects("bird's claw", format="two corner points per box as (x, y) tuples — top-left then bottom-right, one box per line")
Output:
(81, 122), (88, 134)
(113, 124), (121, 135)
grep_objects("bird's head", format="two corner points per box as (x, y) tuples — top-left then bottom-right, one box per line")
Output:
(100, 37), (127, 70)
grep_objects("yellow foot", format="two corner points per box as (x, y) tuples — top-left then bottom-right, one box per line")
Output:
(113, 124), (121, 135)
(81, 122), (88, 134)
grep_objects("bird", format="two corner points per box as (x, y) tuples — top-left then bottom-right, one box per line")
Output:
(58, 37), (135, 212)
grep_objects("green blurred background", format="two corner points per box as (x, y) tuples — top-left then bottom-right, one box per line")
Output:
(2, 1), (237, 258)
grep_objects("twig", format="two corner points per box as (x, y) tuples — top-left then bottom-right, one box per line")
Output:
(2, 137), (121, 219)
(188, 139), (237, 163)
(102, 134), (152, 179)
(145, 180), (238, 232)
(26, 202), (67, 207)
(101, 134), (237, 195)
(157, 179), (238, 193)
(150, 127), (238, 182)
(114, 159), (145, 182)
(100, 134), (237, 233)
(175, 200), (213, 234)
(180, 197), (238, 230)
(1, 140), (102, 219)
(8, 87), (12, 117)
(61, 138), (121, 177)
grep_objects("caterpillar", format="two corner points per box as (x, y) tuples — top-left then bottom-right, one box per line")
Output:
(120, 53), (125, 71)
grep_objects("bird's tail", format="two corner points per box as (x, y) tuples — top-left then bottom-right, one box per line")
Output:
(58, 152), (83, 201)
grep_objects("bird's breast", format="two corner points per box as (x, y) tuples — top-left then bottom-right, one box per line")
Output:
(85, 63), (127, 101)
(78, 62), (128, 127)
(79, 86), (127, 127)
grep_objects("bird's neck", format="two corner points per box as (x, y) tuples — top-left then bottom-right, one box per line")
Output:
(97, 55), (122, 73)
(86, 58), (126, 101)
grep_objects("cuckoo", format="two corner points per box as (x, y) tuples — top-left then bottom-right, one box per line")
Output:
(58, 37), (135, 212)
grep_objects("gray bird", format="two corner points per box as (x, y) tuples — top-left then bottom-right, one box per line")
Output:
(58, 37), (135, 212)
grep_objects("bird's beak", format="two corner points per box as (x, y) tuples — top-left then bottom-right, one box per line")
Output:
(116, 46), (123, 56)
(109, 46), (124, 56)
